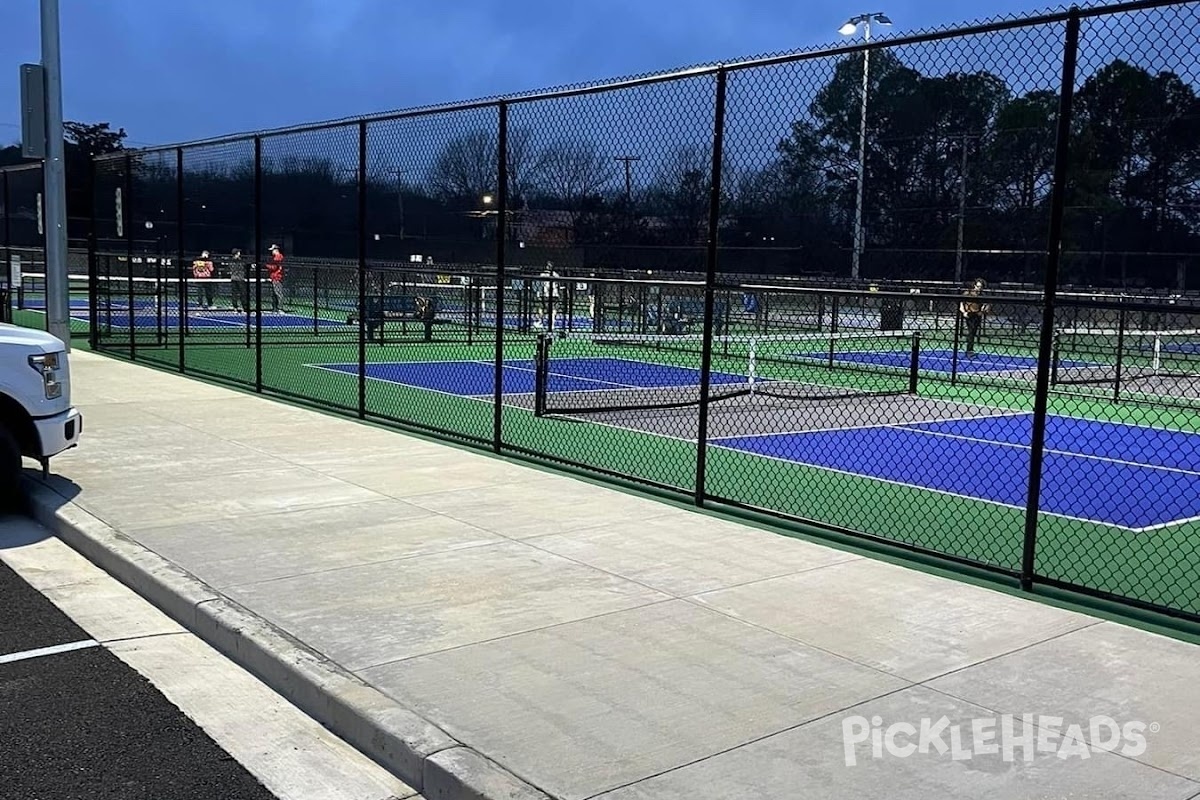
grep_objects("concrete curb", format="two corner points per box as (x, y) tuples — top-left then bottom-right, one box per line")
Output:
(23, 476), (552, 800)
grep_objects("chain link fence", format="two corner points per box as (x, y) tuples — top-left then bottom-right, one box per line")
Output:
(83, 0), (1200, 626)
(2, 163), (50, 331)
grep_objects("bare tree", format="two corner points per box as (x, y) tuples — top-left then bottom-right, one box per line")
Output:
(539, 139), (617, 208)
(429, 127), (544, 206)
(506, 128), (547, 208)
(430, 130), (496, 202)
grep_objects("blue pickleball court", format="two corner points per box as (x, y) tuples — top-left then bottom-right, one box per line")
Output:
(308, 357), (1200, 531)
(310, 356), (749, 397)
(712, 413), (1200, 531)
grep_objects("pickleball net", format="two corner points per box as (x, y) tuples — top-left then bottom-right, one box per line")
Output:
(15, 272), (270, 311)
(15, 271), (501, 330)
(532, 329), (921, 417)
(1052, 325), (1200, 404)
(1053, 326), (1200, 383)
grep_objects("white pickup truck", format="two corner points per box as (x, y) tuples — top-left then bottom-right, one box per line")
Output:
(0, 323), (83, 509)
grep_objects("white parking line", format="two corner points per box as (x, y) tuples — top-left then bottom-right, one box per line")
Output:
(0, 639), (100, 665)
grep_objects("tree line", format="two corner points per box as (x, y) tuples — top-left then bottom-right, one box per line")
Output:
(8, 53), (1199, 287)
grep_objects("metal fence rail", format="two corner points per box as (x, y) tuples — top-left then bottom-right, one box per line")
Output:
(71, 0), (1200, 628)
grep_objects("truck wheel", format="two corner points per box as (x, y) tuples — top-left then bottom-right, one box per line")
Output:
(0, 423), (21, 512)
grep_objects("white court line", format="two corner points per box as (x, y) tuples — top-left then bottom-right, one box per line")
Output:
(485, 357), (747, 394)
(1133, 513), (1200, 533)
(886, 425), (1200, 478)
(0, 639), (99, 665)
(708, 411), (1031, 442)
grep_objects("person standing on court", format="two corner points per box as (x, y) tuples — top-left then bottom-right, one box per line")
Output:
(228, 248), (248, 312)
(415, 294), (436, 342)
(192, 250), (215, 309)
(264, 243), (285, 313)
(960, 277), (990, 358)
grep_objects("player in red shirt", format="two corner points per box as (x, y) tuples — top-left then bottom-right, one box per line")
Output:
(265, 244), (285, 313)
(192, 250), (215, 309)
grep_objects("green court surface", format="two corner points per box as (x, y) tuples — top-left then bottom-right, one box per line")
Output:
(87, 321), (1200, 621)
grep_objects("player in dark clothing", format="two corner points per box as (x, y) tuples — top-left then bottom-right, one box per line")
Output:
(228, 248), (248, 312)
(416, 295), (436, 342)
(960, 277), (990, 357)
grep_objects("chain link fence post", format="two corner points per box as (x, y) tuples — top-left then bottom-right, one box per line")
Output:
(493, 102), (509, 455)
(1021, 6), (1081, 593)
(695, 67), (729, 507)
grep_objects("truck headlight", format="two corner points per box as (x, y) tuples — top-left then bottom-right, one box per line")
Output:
(29, 352), (60, 370)
(29, 352), (63, 399)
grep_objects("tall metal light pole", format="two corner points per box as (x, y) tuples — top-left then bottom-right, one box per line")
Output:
(41, 0), (70, 347)
(839, 12), (892, 282)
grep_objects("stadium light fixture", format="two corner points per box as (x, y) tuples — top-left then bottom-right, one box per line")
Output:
(839, 11), (892, 281)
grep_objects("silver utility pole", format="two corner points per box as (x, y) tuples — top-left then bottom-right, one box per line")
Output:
(840, 12), (892, 282)
(41, 0), (70, 348)
(852, 29), (869, 282)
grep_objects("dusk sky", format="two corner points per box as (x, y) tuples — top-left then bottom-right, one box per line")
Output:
(0, 0), (1078, 148)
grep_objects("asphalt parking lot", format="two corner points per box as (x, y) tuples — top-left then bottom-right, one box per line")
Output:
(0, 559), (280, 800)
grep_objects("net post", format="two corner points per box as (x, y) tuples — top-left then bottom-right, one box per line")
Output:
(565, 280), (574, 333)
(492, 102), (509, 455)
(950, 307), (961, 385)
(830, 295), (839, 334)
(533, 332), (549, 417)
(312, 264), (320, 337)
(176, 146), (186, 371)
(617, 283), (626, 333)
(1048, 329), (1059, 386)
(1021, 7), (1080, 595)
(357, 120), (368, 420)
(1113, 305), (1126, 404)
(694, 66), (728, 509)
(909, 330), (921, 395)
(748, 335), (758, 396)
(124, 152), (136, 360)
(466, 276), (474, 346)
(723, 292), (731, 345)
(1151, 332), (1162, 377)
(595, 279), (605, 333)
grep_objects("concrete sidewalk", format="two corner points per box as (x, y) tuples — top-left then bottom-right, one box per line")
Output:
(24, 350), (1200, 800)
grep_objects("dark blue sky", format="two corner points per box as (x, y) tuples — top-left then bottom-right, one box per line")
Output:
(1, 0), (1076, 147)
